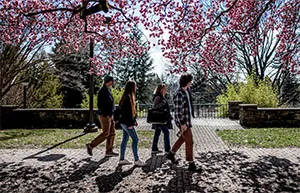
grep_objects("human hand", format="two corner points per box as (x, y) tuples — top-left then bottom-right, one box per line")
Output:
(181, 124), (187, 132)
(176, 125), (187, 137)
(134, 122), (138, 126)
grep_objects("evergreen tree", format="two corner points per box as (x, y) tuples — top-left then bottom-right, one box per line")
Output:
(279, 71), (300, 107)
(29, 72), (63, 108)
(113, 31), (154, 103)
(50, 44), (90, 108)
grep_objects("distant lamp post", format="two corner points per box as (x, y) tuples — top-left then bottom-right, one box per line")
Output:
(84, 39), (98, 133)
(21, 81), (29, 108)
(81, 1), (111, 133)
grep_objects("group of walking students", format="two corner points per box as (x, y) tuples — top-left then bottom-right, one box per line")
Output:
(85, 73), (200, 171)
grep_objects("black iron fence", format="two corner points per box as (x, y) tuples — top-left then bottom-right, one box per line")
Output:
(193, 103), (228, 118)
(137, 103), (229, 119)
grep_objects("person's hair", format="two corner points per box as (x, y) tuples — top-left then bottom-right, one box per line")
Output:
(119, 80), (136, 105)
(179, 74), (193, 87)
(154, 84), (166, 95)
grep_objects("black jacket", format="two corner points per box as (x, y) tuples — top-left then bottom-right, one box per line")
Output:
(152, 94), (172, 129)
(119, 95), (136, 127)
(97, 85), (114, 117)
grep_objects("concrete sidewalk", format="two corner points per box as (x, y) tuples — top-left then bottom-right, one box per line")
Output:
(1, 119), (300, 192)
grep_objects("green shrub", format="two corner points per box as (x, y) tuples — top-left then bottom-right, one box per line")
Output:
(81, 87), (124, 108)
(81, 93), (97, 108)
(111, 87), (124, 104)
(217, 75), (279, 116)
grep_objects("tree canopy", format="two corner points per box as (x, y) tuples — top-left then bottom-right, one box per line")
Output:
(1, 0), (298, 76)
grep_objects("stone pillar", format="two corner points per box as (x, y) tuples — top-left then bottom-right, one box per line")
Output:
(228, 101), (243, 120)
(239, 104), (258, 127)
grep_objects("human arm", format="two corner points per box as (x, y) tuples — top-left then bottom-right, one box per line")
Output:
(173, 92), (187, 129)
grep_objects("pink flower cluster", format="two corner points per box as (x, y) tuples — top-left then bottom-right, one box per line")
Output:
(0, 0), (298, 75)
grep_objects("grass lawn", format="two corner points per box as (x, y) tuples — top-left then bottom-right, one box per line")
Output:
(0, 129), (154, 149)
(217, 128), (300, 148)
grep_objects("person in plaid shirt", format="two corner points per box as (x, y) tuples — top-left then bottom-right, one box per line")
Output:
(166, 74), (200, 172)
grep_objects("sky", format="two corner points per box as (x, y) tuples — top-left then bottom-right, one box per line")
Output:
(150, 50), (166, 76)
(141, 24), (172, 76)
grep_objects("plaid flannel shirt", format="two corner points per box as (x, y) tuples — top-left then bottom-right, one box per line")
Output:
(173, 88), (192, 128)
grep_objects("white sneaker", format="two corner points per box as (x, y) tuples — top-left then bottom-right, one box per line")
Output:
(119, 159), (132, 165)
(134, 160), (146, 167)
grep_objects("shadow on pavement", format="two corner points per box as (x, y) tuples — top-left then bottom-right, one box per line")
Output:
(23, 133), (87, 160)
(151, 150), (300, 192)
(69, 157), (109, 181)
(161, 166), (202, 193)
(1, 150), (299, 192)
(36, 154), (66, 162)
(165, 150), (300, 192)
(142, 154), (200, 192)
(95, 165), (136, 192)
(143, 154), (166, 173)
(237, 155), (300, 192)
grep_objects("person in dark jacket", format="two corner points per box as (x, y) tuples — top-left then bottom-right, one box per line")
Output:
(118, 80), (146, 166)
(166, 74), (201, 172)
(151, 84), (172, 154)
(86, 75), (118, 157)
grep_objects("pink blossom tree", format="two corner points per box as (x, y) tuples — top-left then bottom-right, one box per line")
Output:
(1, 0), (299, 75)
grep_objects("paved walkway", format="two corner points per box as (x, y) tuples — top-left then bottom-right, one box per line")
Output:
(1, 118), (300, 192)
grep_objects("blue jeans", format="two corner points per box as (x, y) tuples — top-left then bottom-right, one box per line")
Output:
(151, 125), (170, 152)
(120, 124), (139, 161)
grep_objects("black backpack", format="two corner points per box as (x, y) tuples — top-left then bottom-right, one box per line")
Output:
(114, 106), (122, 129)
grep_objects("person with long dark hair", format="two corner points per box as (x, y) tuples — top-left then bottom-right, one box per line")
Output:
(151, 84), (172, 154)
(118, 80), (146, 166)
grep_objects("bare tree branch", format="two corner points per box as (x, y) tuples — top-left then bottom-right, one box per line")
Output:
(107, 3), (132, 22)
(24, 8), (78, 17)
(236, 0), (276, 34)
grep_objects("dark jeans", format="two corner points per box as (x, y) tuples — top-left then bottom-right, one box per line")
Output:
(151, 125), (170, 152)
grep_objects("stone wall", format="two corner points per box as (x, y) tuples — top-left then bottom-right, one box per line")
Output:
(228, 101), (243, 120)
(239, 104), (300, 128)
(1, 106), (100, 129)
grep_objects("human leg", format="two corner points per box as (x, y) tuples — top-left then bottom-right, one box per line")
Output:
(160, 126), (170, 152)
(105, 118), (117, 155)
(151, 128), (161, 152)
(166, 128), (185, 164)
(126, 127), (139, 161)
(120, 124), (129, 160)
(90, 116), (110, 148)
(184, 127), (193, 162)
